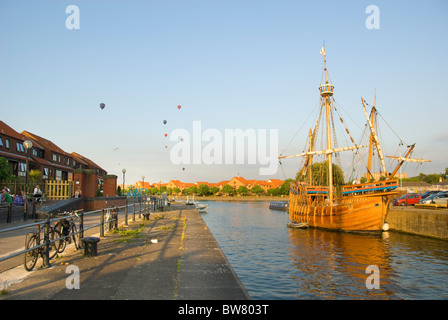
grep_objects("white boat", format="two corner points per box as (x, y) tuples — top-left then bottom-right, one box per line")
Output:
(195, 203), (208, 211)
(186, 195), (208, 211)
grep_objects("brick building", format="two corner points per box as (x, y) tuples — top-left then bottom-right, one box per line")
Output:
(0, 121), (107, 184)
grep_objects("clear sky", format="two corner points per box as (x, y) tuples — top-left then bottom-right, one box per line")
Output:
(1, 0), (447, 185)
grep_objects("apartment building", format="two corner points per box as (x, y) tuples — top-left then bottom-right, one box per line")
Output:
(0, 121), (106, 182)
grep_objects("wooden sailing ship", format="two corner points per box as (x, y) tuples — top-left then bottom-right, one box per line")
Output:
(279, 45), (430, 233)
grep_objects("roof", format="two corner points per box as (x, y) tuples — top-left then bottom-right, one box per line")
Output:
(0, 121), (27, 141)
(22, 131), (72, 157)
(71, 152), (105, 172)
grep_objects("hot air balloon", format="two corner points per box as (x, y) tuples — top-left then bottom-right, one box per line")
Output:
(100, 103), (106, 110)
(182, 167), (185, 171)
(165, 145), (167, 148)
(163, 120), (167, 125)
(164, 133), (167, 137)
(177, 105), (181, 110)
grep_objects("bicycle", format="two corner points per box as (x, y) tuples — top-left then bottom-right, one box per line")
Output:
(53, 210), (82, 253)
(24, 212), (64, 271)
(104, 208), (118, 233)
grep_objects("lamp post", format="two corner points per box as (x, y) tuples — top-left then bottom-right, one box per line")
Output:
(122, 168), (126, 195)
(23, 140), (33, 220)
(142, 175), (145, 197)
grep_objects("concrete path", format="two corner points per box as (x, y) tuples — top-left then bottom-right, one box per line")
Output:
(0, 209), (250, 300)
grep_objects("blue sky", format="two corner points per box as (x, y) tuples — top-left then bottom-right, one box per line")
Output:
(1, 0), (447, 185)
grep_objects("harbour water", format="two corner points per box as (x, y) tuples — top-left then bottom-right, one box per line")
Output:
(199, 200), (448, 300)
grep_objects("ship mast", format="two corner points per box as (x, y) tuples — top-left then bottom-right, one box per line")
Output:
(319, 44), (335, 204)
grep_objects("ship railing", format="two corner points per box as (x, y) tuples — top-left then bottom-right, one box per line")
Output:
(342, 179), (398, 196)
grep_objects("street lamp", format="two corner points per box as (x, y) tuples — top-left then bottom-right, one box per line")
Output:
(142, 175), (145, 197)
(23, 140), (33, 220)
(122, 168), (126, 196)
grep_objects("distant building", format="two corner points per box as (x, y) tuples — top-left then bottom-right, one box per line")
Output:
(137, 176), (286, 194)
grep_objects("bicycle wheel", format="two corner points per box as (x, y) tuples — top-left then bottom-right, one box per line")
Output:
(49, 229), (63, 259)
(71, 223), (79, 250)
(24, 234), (39, 271)
(58, 233), (67, 253)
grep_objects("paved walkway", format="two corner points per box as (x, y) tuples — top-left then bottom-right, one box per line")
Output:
(0, 208), (250, 300)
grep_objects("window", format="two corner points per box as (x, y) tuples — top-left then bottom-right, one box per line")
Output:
(0, 138), (3, 147)
(18, 163), (26, 176)
(5, 139), (9, 148)
(53, 154), (57, 161)
(43, 167), (49, 179)
(56, 170), (62, 181)
(16, 142), (25, 152)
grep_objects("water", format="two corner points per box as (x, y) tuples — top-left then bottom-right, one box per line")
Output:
(199, 201), (448, 300)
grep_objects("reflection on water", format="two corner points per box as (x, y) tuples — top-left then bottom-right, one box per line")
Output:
(199, 201), (448, 299)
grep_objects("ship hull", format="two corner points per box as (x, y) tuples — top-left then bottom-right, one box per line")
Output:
(289, 182), (398, 233)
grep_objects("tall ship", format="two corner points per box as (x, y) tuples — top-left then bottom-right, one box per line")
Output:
(279, 45), (429, 233)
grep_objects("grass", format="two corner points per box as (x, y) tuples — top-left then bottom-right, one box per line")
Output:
(112, 226), (144, 243)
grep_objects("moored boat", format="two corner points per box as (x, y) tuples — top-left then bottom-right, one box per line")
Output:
(269, 201), (289, 211)
(279, 45), (430, 233)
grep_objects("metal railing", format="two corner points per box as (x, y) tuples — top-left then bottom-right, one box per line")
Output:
(0, 198), (163, 269)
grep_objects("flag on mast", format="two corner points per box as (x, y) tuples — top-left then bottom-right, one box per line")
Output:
(320, 45), (325, 56)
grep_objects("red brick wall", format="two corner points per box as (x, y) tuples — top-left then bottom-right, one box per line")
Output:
(103, 175), (117, 197)
(74, 170), (98, 198)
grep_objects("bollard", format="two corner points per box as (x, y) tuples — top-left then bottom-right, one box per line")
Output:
(82, 237), (101, 257)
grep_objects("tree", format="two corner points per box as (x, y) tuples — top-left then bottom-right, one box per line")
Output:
(297, 161), (344, 186)
(210, 186), (220, 195)
(184, 186), (198, 195)
(198, 184), (210, 196)
(236, 185), (248, 195)
(173, 187), (181, 195)
(250, 185), (264, 195)
(0, 157), (13, 181)
(221, 184), (234, 195)
(423, 174), (440, 185)
(29, 169), (42, 184)
(279, 179), (293, 195)
(267, 188), (280, 196)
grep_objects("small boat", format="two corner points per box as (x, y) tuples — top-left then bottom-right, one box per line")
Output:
(287, 222), (309, 229)
(269, 201), (289, 211)
(185, 195), (195, 205)
(195, 203), (208, 212)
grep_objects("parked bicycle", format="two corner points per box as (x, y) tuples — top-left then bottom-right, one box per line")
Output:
(24, 212), (64, 271)
(104, 208), (118, 233)
(53, 210), (83, 253)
